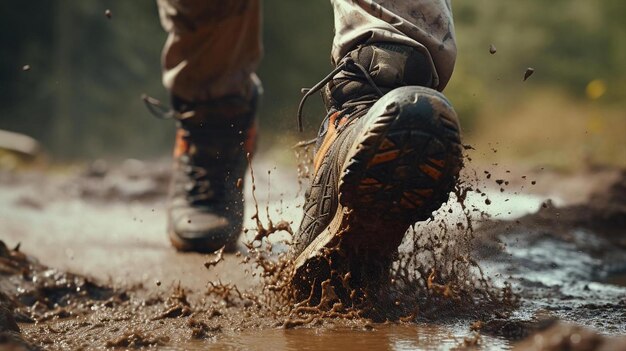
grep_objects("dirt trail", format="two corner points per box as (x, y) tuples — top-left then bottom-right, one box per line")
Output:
(1, 158), (625, 350)
(1, 159), (306, 293)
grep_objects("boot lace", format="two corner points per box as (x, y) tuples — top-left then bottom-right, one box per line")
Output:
(142, 95), (243, 206)
(296, 56), (384, 134)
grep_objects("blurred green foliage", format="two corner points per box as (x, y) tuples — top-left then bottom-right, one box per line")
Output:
(0, 1), (623, 159)
(0, 1), (166, 158)
(448, 0), (626, 132)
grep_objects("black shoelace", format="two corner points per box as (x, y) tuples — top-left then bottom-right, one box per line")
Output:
(143, 95), (246, 206)
(293, 56), (384, 149)
(296, 56), (384, 133)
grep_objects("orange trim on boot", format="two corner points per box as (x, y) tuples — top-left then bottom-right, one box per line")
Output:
(173, 129), (189, 158)
(313, 112), (340, 173)
(244, 123), (258, 155)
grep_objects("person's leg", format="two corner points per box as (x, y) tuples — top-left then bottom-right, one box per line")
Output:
(291, 0), (462, 297)
(330, 0), (456, 90)
(155, 0), (262, 253)
(157, 0), (262, 101)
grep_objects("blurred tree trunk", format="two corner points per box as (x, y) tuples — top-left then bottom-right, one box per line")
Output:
(52, 2), (73, 157)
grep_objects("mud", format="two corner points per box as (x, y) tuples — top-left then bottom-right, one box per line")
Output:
(512, 322), (626, 351)
(473, 170), (626, 338)
(1, 160), (625, 350)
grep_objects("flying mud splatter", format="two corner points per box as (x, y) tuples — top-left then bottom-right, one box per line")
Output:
(8, 147), (623, 349)
(196, 146), (518, 332)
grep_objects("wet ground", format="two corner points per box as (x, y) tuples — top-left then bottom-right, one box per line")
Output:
(0, 157), (625, 350)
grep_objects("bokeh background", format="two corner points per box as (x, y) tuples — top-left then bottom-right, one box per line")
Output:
(0, 0), (624, 169)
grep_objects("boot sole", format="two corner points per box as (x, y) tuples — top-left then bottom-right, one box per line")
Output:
(292, 86), (462, 291)
(168, 224), (239, 253)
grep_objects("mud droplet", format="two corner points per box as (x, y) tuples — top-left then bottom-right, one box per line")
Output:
(489, 44), (497, 55)
(471, 320), (483, 331)
(523, 67), (535, 81)
(156, 280), (161, 287)
(105, 9), (112, 19)
(531, 181), (536, 185)
(485, 199), (492, 205)
(236, 178), (243, 189)
(204, 246), (225, 269)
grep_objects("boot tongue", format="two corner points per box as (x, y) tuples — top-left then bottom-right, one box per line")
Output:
(322, 44), (435, 111)
(368, 46), (409, 85)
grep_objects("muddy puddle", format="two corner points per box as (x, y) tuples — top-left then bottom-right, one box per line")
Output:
(165, 325), (510, 351)
(1, 160), (625, 350)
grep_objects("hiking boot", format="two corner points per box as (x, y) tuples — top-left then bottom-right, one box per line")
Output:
(290, 43), (463, 296)
(164, 87), (259, 253)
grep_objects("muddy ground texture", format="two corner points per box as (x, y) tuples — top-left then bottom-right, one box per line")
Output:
(0, 159), (625, 350)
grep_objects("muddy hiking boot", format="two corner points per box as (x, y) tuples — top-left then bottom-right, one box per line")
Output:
(291, 43), (463, 299)
(144, 86), (259, 253)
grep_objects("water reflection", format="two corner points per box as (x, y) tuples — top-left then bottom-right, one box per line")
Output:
(166, 324), (512, 351)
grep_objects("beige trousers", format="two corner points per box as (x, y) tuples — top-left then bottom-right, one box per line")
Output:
(157, 0), (456, 102)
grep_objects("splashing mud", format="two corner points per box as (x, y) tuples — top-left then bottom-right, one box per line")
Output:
(2, 153), (625, 349)
(196, 147), (520, 333)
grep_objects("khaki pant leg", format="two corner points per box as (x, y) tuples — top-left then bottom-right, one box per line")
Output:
(331, 0), (456, 90)
(157, 0), (262, 101)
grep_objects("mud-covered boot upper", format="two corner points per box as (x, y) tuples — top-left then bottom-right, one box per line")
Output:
(321, 43), (435, 114)
(168, 92), (258, 253)
(292, 43), (436, 256)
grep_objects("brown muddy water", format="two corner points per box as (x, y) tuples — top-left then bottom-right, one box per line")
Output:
(1, 159), (625, 350)
(168, 325), (510, 350)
